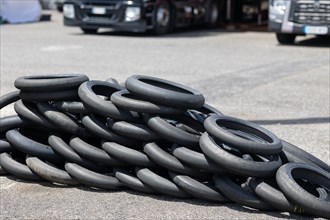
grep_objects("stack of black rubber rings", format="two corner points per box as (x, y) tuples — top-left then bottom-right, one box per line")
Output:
(0, 74), (329, 218)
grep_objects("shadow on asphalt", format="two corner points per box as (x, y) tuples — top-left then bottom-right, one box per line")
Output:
(251, 117), (330, 125)
(278, 36), (330, 48)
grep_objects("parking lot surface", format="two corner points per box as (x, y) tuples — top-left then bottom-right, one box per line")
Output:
(1, 11), (329, 219)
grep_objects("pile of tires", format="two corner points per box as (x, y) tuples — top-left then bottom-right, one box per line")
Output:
(0, 74), (329, 218)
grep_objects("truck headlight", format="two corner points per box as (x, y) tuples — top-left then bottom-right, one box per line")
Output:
(63, 4), (75, 19)
(125, 7), (141, 22)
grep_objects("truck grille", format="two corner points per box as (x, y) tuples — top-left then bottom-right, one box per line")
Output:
(81, 2), (120, 21)
(290, 0), (330, 25)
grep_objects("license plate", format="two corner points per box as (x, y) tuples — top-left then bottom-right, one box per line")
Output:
(304, 26), (328, 35)
(92, 7), (106, 15)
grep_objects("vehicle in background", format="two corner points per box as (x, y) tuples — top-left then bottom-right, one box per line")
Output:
(55, 0), (65, 12)
(63, 0), (223, 34)
(269, 0), (330, 44)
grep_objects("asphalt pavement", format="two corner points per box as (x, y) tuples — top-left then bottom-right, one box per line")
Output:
(1, 11), (329, 219)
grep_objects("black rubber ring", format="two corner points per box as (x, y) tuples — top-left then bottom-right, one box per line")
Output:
(102, 142), (158, 169)
(78, 80), (140, 122)
(200, 132), (282, 177)
(110, 90), (184, 115)
(276, 163), (330, 218)
(37, 102), (89, 136)
(0, 115), (28, 133)
(51, 101), (90, 114)
(69, 137), (125, 167)
(26, 156), (79, 185)
(135, 167), (191, 198)
(0, 152), (42, 181)
(0, 138), (12, 153)
(125, 75), (205, 109)
(0, 90), (20, 109)
(143, 142), (209, 179)
(19, 89), (80, 102)
(114, 168), (157, 194)
(106, 119), (159, 141)
(14, 100), (58, 130)
(204, 115), (282, 155)
(6, 129), (63, 164)
(168, 171), (229, 202)
(48, 134), (110, 173)
(65, 162), (124, 190)
(15, 74), (89, 92)
(81, 114), (141, 149)
(214, 174), (273, 211)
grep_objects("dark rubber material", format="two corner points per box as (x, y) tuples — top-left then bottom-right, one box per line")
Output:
(6, 129), (62, 164)
(15, 74), (89, 92)
(204, 115), (282, 155)
(106, 119), (159, 141)
(102, 142), (158, 169)
(214, 175), (273, 210)
(0, 152), (42, 181)
(48, 135), (109, 173)
(136, 167), (191, 198)
(110, 90), (184, 115)
(81, 115), (141, 148)
(125, 75), (205, 109)
(0, 115), (28, 133)
(65, 162), (124, 190)
(37, 102), (88, 136)
(114, 168), (157, 194)
(276, 163), (330, 218)
(200, 132), (282, 177)
(69, 137), (125, 167)
(78, 80), (140, 121)
(51, 101), (90, 114)
(19, 89), (80, 102)
(14, 100), (58, 130)
(26, 156), (79, 185)
(172, 146), (226, 173)
(169, 171), (229, 202)
(0, 139), (12, 153)
(143, 142), (209, 179)
(0, 90), (20, 109)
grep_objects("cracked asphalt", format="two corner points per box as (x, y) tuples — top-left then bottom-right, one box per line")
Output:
(1, 11), (329, 219)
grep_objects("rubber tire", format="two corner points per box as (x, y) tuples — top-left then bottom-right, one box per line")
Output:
(0, 152), (42, 181)
(14, 74), (89, 92)
(169, 171), (229, 202)
(136, 167), (191, 198)
(0, 139), (12, 153)
(51, 101), (90, 114)
(276, 33), (296, 44)
(143, 142), (209, 179)
(6, 129), (63, 164)
(65, 162), (124, 190)
(125, 75), (205, 109)
(200, 132), (282, 177)
(0, 115), (28, 133)
(14, 100), (58, 130)
(102, 142), (159, 169)
(204, 115), (283, 155)
(114, 168), (157, 194)
(48, 135), (110, 173)
(37, 102), (88, 136)
(26, 156), (79, 185)
(69, 137), (125, 167)
(214, 175), (273, 211)
(81, 114), (141, 148)
(19, 89), (79, 102)
(106, 119), (159, 141)
(276, 163), (330, 218)
(0, 90), (20, 109)
(171, 146), (226, 173)
(110, 90), (184, 115)
(78, 80), (140, 122)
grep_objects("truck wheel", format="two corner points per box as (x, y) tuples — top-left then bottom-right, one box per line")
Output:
(153, 0), (171, 35)
(205, 0), (219, 28)
(276, 33), (296, 44)
(81, 27), (98, 34)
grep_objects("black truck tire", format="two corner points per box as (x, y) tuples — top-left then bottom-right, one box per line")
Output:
(276, 33), (296, 44)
